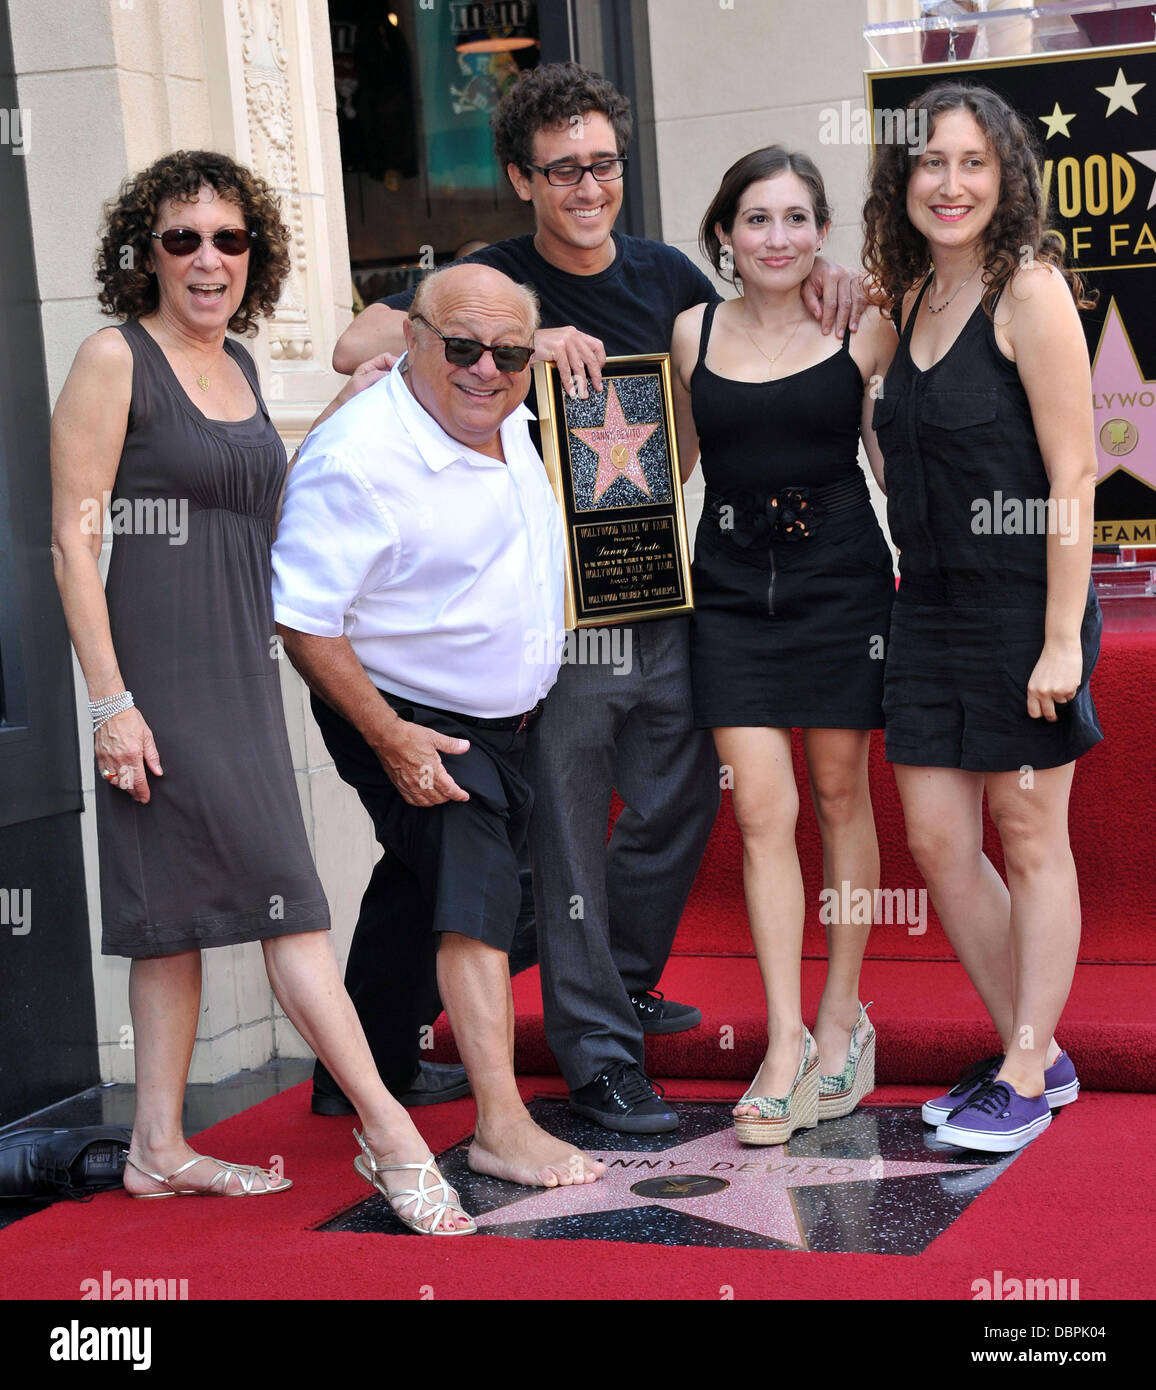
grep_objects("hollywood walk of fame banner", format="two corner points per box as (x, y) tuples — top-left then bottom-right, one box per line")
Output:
(534, 354), (695, 628)
(867, 44), (1156, 545)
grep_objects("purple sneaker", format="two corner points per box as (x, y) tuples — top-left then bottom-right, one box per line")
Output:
(935, 1080), (1052, 1153)
(922, 1051), (1080, 1125)
(1042, 1050), (1080, 1108)
(921, 1055), (1001, 1126)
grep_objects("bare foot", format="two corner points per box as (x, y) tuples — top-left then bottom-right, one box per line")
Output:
(469, 1116), (605, 1187)
(125, 1146), (290, 1196)
(733, 1031), (806, 1118)
(356, 1125), (473, 1233)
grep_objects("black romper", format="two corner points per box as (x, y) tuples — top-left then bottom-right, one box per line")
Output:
(872, 276), (1103, 771)
(688, 300), (895, 729)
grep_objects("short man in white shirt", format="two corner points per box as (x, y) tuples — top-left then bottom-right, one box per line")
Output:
(273, 264), (604, 1189)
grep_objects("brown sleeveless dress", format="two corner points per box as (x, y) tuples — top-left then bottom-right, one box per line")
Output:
(97, 318), (329, 956)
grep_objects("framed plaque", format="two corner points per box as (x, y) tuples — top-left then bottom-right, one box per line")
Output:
(533, 353), (695, 629)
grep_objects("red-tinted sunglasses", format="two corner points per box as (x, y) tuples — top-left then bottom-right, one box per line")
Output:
(149, 227), (256, 257)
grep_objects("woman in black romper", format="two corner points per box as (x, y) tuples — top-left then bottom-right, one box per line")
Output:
(671, 148), (898, 1144)
(863, 86), (1102, 1154)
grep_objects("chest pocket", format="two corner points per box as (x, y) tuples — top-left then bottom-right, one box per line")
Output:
(918, 389), (999, 432)
(870, 392), (899, 433)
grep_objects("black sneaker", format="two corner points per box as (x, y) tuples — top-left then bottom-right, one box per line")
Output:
(570, 1063), (679, 1133)
(629, 989), (703, 1035)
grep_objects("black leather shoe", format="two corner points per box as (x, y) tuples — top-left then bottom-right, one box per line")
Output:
(310, 1088), (356, 1117)
(397, 1061), (470, 1107)
(311, 1061), (470, 1116)
(0, 1126), (132, 1200)
(570, 1063), (678, 1133)
(629, 989), (703, 1035)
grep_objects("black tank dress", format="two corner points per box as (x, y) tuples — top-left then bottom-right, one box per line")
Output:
(97, 319), (330, 957)
(688, 300), (895, 729)
(872, 276), (1103, 771)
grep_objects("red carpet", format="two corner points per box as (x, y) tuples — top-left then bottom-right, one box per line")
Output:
(2, 1079), (1153, 1301)
(680, 632), (1153, 965)
(418, 629), (1155, 1092)
(3, 633), (1149, 1311)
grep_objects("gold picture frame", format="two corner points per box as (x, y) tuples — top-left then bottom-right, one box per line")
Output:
(534, 353), (695, 629)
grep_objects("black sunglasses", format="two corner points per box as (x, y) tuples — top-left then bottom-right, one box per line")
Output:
(411, 313), (534, 373)
(149, 227), (257, 257)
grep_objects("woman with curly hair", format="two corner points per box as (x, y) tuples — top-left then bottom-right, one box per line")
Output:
(51, 151), (474, 1232)
(862, 85), (1101, 1153)
(670, 147), (898, 1143)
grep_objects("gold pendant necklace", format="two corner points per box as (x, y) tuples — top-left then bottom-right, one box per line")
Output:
(742, 311), (806, 368)
(165, 334), (218, 392)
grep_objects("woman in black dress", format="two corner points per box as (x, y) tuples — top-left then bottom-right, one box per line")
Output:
(863, 85), (1101, 1153)
(51, 151), (472, 1231)
(671, 148), (898, 1144)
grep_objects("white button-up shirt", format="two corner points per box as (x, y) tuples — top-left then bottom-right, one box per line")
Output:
(272, 359), (565, 718)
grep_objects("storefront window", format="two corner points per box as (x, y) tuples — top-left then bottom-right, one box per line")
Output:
(330, 1), (545, 308)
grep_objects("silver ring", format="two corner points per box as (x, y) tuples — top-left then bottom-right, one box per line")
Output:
(100, 768), (114, 780)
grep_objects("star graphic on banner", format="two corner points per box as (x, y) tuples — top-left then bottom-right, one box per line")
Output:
(475, 1126), (982, 1249)
(1128, 150), (1156, 210)
(1096, 67), (1146, 117)
(1038, 101), (1075, 140)
(570, 381), (659, 504)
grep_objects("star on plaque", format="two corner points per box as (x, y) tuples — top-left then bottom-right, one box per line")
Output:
(1039, 101), (1075, 140)
(1128, 149), (1156, 210)
(474, 1125), (983, 1249)
(321, 1101), (1038, 1254)
(1096, 67), (1146, 118)
(570, 381), (659, 504)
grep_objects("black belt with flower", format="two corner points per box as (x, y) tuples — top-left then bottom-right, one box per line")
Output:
(704, 472), (869, 549)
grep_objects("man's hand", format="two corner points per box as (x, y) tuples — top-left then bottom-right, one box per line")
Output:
(801, 257), (868, 337)
(532, 325), (606, 398)
(373, 719), (471, 806)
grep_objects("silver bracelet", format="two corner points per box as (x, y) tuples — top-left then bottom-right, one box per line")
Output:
(90, 690), (134, 732)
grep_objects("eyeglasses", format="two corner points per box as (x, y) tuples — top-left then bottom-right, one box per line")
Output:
(148, 227), (256, 257)
(524, 157), (627, 187)
(410, 313), (534, 373)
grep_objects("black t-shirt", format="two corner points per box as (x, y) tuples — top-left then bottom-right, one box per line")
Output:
(380, 231), (721, 358)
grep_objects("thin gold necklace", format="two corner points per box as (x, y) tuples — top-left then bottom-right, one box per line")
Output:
(742, 309), (807, 367)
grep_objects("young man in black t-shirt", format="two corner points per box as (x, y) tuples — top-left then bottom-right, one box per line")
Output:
(329, 62), (861, 1133)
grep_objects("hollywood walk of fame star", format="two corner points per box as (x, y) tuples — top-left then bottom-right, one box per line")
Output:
(1039, 102), (1075, 140)
(475, 1124), (982, 1250)
(1096, 67), (1146, 118)
(570, 381), (659, 505)
(1128, 149), (1156, 210)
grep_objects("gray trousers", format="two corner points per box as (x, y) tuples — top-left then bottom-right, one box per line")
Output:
(525, 615), (719, 1090)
